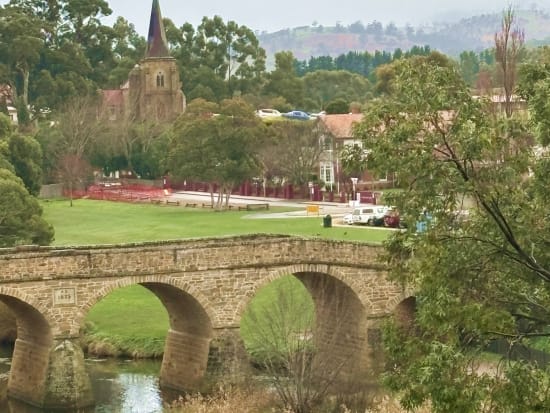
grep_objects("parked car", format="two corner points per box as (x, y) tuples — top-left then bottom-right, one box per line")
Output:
(343, 212), (355, 225)
(349, 205), (390, 226)
(256, 108), (281, 118)
(383, 208), (409, 228)
(383, 209), (400, 228)
(308, 111), (326, 119)
(282, 110), (310, 120)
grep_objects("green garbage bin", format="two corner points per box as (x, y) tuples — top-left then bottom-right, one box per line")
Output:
(323, 214), (332, 228)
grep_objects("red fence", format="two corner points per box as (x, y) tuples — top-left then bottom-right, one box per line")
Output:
(63, 181), (353, 204)
(170, 180), (300, 200)
(64, 184), (167, 203)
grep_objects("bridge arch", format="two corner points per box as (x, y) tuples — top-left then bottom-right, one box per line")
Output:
(393, 296), (417, 330)
(0, 286), (51, 322)
(0, 291), (52, 406)
(77, 275), (216, 328)
(78, 275), (215, 393)
(0, 288), (94, 408)
(236, 264), (371, 390)
(234, 263), (398, 325)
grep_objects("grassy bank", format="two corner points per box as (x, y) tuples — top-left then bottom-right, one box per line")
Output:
(82, 285), (168, 358)
(40, 198), (391, 358)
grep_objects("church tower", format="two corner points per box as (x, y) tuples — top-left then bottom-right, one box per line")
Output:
(128, 0), (186, 120)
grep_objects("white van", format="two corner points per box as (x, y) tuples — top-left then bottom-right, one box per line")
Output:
(351, 205), (390, 226)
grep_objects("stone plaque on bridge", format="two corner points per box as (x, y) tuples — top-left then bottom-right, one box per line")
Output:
(53, 288), (76, 306)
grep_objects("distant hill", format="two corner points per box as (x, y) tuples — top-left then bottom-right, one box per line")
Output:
(257, 9), (550, 62)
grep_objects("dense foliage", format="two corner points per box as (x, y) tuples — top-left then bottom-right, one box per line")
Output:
(354, 49), (550, 412)
(0, 113), (53, 246)
(0, 166), (53, 246)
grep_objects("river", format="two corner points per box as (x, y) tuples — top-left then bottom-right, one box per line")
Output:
(0, 346), (173, 413)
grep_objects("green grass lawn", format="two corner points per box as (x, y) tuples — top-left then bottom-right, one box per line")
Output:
(42, 198), (391, 245)
(41, 198), (392, 357)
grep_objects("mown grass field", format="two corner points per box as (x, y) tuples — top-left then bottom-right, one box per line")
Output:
(42, 198), (391, 245)
(41, 198), (392, 357)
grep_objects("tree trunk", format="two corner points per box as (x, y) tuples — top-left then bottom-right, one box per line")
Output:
(69, 181), (74, 207)
(209, 183), (215, 207)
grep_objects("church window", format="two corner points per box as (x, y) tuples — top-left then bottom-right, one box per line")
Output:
(156, 72), (165, 87)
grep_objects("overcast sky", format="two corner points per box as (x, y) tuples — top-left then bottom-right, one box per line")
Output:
(99, 0), (550, 35)
(2, 0), (550, 34)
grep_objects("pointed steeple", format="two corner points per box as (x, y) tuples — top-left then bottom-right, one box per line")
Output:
(145, 0), (170, 58)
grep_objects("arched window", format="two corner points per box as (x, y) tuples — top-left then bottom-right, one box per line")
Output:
(156, 72), (165, 87)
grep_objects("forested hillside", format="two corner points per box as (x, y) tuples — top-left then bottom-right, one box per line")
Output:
(258, 9), (550, 59)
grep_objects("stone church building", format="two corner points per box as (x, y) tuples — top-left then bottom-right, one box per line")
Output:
(102, 0), (186, 121)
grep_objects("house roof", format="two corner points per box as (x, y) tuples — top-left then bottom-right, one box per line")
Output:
(320, 114), (363, 138)
(0, 84), (14, 105)
(145, 0), (170, 58)
(102, 89), (124, 106)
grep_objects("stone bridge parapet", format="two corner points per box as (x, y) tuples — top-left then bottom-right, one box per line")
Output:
(0, 235), (384, 281)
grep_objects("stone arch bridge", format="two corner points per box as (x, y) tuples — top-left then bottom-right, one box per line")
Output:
(0, 234), (408, 410)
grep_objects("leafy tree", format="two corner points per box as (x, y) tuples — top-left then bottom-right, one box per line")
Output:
(259, 120), (324, 196)
(130, 130), (170, 180)
(0, 5), (44, 120)
(34, 123), (64, 183)
(173, 16), (266, 100)
(374, 63), (396, 95)
(302, 70), (370, 111)
(0, 113), (43, 194)
(0, 168), (53, 246)
(0, 141), (13, 172)
(295, 46), (433, 79)
(325, 98), (349, 114)
(106, 17), (145, 88)
(167, 98), (263, 209)
(334, 51), (370, 77)
(518, 46), (550, 145)
(93, 111), (169, 180)
(305, 55), (335, 72)
(339, 143), (367, 181)
(459, 51), (480, 86)
(354, 56), (550, 412)
(0, 112), (12, 139)
(374, 51), (454, 96)
(263, 51), (304, 108)
(7, 132), (43, 195)
(1, 0), (134, 114)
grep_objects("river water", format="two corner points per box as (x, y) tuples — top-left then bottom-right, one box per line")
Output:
(0, 346), (172, 413)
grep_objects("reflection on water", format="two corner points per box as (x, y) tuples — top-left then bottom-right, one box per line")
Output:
(87, 358), (167, 413)
(0, 345), (177, 413)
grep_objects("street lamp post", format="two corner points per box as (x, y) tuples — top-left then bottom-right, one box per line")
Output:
(328, 149), (333, 193)
(351, 177), (358, 205)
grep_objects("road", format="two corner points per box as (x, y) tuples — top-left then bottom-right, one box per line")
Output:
(168, 190), (352, 219)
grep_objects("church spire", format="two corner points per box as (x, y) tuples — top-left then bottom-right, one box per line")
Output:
(145, 0), (170, 58)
